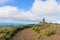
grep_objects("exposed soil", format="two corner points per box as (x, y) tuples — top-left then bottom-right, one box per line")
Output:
(11, 28), (38, 40)
(11, 24), (60, 40)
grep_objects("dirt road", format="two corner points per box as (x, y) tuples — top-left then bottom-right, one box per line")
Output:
(11, 28), (38, 40)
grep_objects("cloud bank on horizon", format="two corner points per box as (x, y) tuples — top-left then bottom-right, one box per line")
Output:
(0, 0), (60, 23)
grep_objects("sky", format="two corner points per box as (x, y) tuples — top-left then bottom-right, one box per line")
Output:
(0, 0), (60, 24)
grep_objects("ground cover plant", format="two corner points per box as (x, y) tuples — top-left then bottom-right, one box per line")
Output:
(0, 26), (24, 40)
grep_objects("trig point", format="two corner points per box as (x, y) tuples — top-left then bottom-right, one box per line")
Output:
(42, 18), (45, 22)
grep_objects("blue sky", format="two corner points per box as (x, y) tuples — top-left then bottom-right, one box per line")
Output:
(1, 0), (59, 11)
(0, 0), (34, 11)
(0, 0), (35, 24)
(0, 0), (60, 24)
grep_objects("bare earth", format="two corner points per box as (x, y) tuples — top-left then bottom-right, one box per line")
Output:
(11, 28), (38, 40)
(11, 24), (60, 40)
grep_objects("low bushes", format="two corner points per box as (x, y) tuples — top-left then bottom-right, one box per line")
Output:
(0, 26), (24, 40)
(42, 29), (56, 36)
(36, 34), (42, 40)
(32, 26), (45, 33)
(33, 26), (40, 32)
(36, 29), (56, 40)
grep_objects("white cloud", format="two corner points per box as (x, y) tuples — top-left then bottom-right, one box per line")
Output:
(0, 0), (60, 23)
(0, 6), (39, 21)
(0, 0), (10, 3)
(31, 0), (57, 15)
(0, 6), (19, 19)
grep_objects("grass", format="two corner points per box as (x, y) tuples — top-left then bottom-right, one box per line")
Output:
(32, 26), (40, 32)
(42, 29), (56, 36)
(36, 34), (42, 40)
(0, 26), (25, 40)
(36, 29), (56, 40)
(32, 25), (45, 33)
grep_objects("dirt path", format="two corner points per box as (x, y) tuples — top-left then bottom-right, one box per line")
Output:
(11, 28), (38, 40)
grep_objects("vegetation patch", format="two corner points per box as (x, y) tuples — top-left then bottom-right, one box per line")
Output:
(36, 34), (42, 40)
(0, 26), (25, 40)
(32, 25), (46, 33)
(42, 29), (56, 36)
(32, 26), (40, 32)
(36, 29), (56, 40)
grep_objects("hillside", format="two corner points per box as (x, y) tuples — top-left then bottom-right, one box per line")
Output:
(11, 28), (38, 40)
(10, 24), (60, 40)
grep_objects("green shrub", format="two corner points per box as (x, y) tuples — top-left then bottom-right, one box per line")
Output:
(5, 34), (11, 40)
(42, 29), (56, 36)
(0, 26), (25, 40)
(32, 26), (45, 33)
(0, 29), (6, 34)
(36, 34), (42, 40)
(0, 33), (7, 40)
(32, 26), (40, 32)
